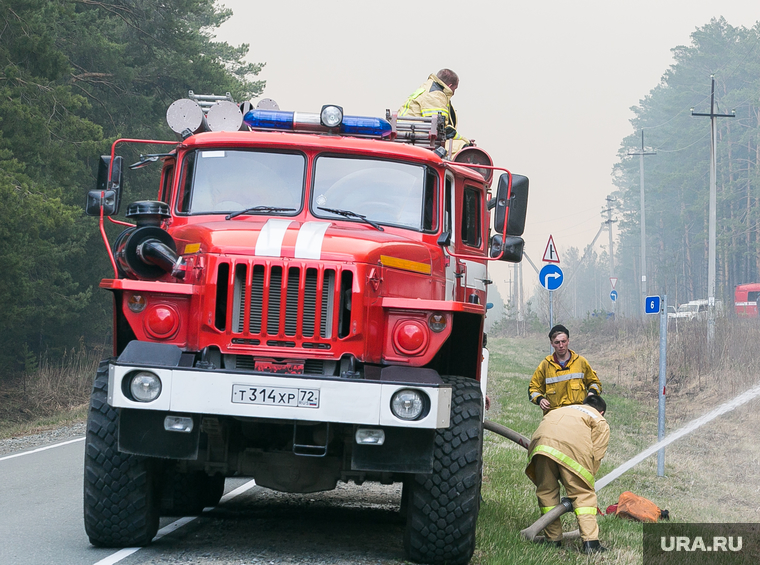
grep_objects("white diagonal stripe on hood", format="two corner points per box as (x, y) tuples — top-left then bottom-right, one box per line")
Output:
(295, 221), (330, 259)
(255, 219), (293, 257)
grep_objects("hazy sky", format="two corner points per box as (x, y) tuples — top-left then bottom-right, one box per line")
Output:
(215, 0), (759, 299)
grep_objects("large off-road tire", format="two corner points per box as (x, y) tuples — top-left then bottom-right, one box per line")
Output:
(160, 467), (226, 516)
(83, 359), (160, 547)
(404, 375), (484, 565)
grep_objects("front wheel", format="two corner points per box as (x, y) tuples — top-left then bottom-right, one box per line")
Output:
(403, 375), (483, 565)
(83, 359), (160, 547)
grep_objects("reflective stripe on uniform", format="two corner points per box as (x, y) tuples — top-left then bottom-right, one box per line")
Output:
(540, 506), (557, 514)
(530, 445), (595, 488)
(545, 372), (584, 385)
(420, 108), (449, 118)
(570, 405), (598, 419)
(530, 392), (542, 400)
(589, 383), (601, 392)
(574, 507), (597, 516)
(399, 88), (427, 116)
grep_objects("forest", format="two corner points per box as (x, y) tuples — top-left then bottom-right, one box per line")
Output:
(519, 18), (760, 322)
(0, 0), (263, 379)
(611, 18), (760, 317)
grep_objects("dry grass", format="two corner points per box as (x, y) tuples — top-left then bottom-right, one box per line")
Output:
(0, 344), (103, 438)
(572, 315), (760, 523)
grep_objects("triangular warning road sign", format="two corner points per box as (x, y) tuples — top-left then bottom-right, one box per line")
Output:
(542, 235), (560, 263)
(610, 277), (618, 289)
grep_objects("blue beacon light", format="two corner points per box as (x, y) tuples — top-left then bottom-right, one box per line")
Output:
(340, 115), (392, 137)
(243, 109), (295, 130)
(244, 109), (392, 138)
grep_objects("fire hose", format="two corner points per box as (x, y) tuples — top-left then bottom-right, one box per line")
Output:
(483, 419), (580, 542)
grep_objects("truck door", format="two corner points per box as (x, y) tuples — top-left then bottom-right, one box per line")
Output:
(457, 181), (488, 305)
(444, 174), (489, 305)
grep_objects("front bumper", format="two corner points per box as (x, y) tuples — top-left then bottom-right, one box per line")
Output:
(108, 362), (451, 429)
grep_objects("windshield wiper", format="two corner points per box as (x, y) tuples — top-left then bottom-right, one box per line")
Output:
(225, 206), (296, 220)
(129, 153), (174, 169)
(318, 207), (384, 231)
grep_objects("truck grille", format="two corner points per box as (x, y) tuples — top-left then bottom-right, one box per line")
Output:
(215, 261), (351, 343)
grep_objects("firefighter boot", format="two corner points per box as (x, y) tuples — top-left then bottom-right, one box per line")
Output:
(582, 540), (608, 554)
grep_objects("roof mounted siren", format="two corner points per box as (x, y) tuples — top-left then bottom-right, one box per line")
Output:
(166, 91), (249, 138)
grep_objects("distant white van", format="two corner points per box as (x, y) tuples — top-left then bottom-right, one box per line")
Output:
(667, 299), (723, 321)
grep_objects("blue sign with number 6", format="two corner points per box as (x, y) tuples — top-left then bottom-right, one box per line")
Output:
(645, 295), (661, 314)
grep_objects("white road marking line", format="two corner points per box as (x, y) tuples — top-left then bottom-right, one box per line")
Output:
(0, 436), (85, 462)
(93, 478), (258, 565)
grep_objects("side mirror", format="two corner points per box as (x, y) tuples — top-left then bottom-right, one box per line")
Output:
(85, 189), (118, 216)
(490, 234), (524, 263)
(87, 155), (123, 216)
(493, 173), (529, 236)
(437, 229), (451, 247)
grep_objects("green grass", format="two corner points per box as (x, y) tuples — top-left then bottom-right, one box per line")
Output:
(476, 335), (656, 564)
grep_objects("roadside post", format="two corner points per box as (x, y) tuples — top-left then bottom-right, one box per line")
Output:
(646, 294), (667, 476)
(540, 236), (562, 334)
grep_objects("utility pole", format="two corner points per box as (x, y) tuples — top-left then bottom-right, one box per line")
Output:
(692, 75), (734, 344)
(516, 261), (524, 335)
(628, 131), (655, 317)
(605, 196), (617, 314)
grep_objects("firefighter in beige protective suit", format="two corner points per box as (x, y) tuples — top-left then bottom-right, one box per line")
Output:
(398, 69), (470, 156)
(525, 394), (610, 554)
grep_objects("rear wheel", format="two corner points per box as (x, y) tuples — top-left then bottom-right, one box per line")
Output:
(83, 359), (160, 547)
(403, 375), (483, 565)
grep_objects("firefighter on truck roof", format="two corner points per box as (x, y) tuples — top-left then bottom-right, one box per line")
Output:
(398, 68), (471, 155)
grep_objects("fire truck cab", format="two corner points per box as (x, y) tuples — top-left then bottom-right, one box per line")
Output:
(735, 283), (760, 317)
(82, 95), (528, 565)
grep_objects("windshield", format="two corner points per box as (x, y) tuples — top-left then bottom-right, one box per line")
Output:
(183, 149), (305, 214)
(311, 156), (434, 230)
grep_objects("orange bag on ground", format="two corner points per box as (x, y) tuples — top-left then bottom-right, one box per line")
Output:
(614, 491), (669, 522)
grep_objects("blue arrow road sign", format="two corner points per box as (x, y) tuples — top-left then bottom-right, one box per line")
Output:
(645, 295), (661, 314)
(539, 264), (564, 291)
(610, 290), (618, 302)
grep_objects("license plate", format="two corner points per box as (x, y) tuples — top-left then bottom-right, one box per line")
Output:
(231, 385), (320, 408)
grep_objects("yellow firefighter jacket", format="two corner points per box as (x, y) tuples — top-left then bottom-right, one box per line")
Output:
(525, 404), (610, 489)
(398, 74), (469, 149)
(528, 350), (602, 411)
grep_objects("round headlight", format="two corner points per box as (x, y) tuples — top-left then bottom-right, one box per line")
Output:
(391, 389), (427, 421)
(130, 371), (162, 402)
(320, 105), (343, 128)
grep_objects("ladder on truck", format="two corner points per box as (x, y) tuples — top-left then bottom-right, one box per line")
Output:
(386, 111), (447, 152)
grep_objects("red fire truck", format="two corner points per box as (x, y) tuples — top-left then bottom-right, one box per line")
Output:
(82, 94), (528, 565)
(734, 283), (760, 317)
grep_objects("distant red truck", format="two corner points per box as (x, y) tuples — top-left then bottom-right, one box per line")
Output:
(734, 283), (760, 317)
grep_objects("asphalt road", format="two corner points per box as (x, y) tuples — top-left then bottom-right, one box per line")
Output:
(0, 438), (114, 565)
(0, 438), (406, 565)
